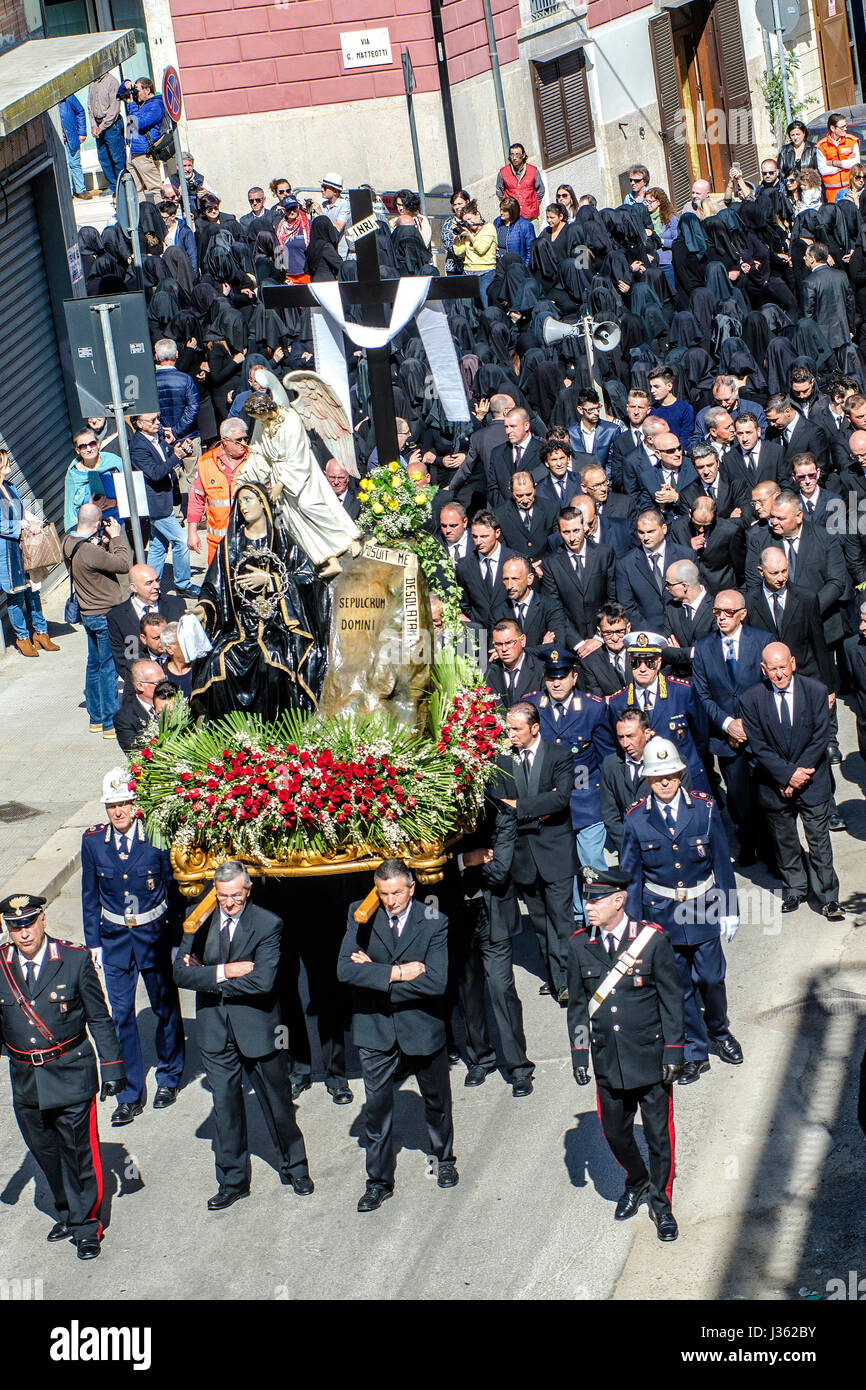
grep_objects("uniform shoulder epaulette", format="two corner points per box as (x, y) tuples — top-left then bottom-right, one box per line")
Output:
(51, 937), (86, 950)
(691, 791), (712, 802)
(83, 824), (105, 835)
(526, 690), (540, 700)
(587, 693), (603, 704)
(570, 926), (586, 938)
(639, 920), (663, 933)
(667, 677), (690, 686)
(625, 796), (648, 815)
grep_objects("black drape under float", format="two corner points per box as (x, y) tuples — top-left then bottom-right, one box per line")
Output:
(191, 483), (331, 723)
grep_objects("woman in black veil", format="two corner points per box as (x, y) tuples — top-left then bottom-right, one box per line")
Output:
(191, 482), (331, 723)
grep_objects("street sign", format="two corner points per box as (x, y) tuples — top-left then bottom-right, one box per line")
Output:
(115, 171), (139, 235)
(755, 0), (800, 36)
(162, 65), (183, 123)
(63, 293), (159, 418)
(401, 47), (416, 94)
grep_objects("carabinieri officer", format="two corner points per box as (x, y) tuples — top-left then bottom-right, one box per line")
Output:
(80, 767), (184, 1125)
(608, 631), (710, 794)
(0, 893), (126, 1258)
(619, 736), (744, 1086)
(567, 866), (684, 1241)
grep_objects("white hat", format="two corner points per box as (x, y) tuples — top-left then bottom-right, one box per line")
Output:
(176, 613), (212, 663)
(321, 172), (343, 191)
(642, 737), (687, 778)
(623, 630), (668, 654)
(101, 766), (135, 804)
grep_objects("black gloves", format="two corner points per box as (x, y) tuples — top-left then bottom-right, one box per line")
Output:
(100, 1075), (128, 1101)
(662, 1064), (682, 1085)
(573, 1066), (590, 1086)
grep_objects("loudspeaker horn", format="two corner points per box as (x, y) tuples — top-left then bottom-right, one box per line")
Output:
(592, 320), (621, 352)
(541, 316), (582, 346)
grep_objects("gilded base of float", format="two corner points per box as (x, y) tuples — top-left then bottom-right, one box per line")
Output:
(170, 839), (451, 896)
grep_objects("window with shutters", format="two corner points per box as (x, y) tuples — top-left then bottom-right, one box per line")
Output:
(531, 49), (595, 168)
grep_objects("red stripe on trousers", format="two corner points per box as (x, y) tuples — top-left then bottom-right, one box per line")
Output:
(87, 1097), (104, 1241)
(665, 1090), (676, 1203)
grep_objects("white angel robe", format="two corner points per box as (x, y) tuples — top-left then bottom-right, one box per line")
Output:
(239, 404), (360, 567)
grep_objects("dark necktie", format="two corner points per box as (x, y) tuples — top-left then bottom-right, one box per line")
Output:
(606, 933), (617, 961)
(515, 601), (527, 626)
(628, 760), (639, 783)
(725, 637), (737, 681)
(219, 918), (231, 964)
(614, 652), (625, 681)
(25, 960), (37, 996)
(390, 913), (400, 944)
(554, 701), (565, 723)
(805, 499), (814, 516)
(649, 552), (662, 593)
(642, 688), (653, 713)
(779, 691), (793, 745)
(772, 591), (784, 628)
(483, 557), (495, 591)
(663, 805), (676, 835)
(746, 451), (756, 478)
(520, 508), (532, 526)
(786, 540), (797, 581)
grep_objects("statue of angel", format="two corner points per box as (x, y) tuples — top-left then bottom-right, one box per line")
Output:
(238, 366), (361, 579)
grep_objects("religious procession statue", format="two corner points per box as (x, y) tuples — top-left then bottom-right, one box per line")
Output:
(191, 481), (330, 723)
(238, 366), (362, 580)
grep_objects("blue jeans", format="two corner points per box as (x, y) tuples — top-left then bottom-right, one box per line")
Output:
(6, 587), (47, 640)
(95, 120), (126, 194)
(477, 268), (496, 308)
(572, 820), (608, 921)
(147, 514), (192, 589)
(81, 613), (118, 731)
(64, 140), (85, 194)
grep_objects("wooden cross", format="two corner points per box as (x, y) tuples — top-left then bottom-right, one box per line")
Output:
(261, 187), (479, 469)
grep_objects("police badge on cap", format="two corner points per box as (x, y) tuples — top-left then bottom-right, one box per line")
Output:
(0, 893), (47, 931)
(580, 867), (630, 900)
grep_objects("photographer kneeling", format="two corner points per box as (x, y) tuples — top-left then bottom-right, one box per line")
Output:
(62, 504), (131, 739)
(452, 201), (498, 307)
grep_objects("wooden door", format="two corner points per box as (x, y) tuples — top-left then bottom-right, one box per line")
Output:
(813, 0), (857, 107)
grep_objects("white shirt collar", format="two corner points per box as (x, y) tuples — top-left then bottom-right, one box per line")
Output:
(603, 913), (629, 948)
(722, 626), (743, 655)
(387, 902), (413, 937)
(17, 940), (48, 973)
(655, 789), (682, 819)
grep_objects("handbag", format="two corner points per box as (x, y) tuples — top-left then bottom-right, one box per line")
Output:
(145, 114), (177, 163)
(21, 521), (63, 572)
(63, 538), (89, 625)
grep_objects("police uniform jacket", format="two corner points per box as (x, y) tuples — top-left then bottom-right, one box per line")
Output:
(608, 674), (709, 790)
(81, 820), (177, 972)
(0, 937), (124, 1109)
(525, 688), (614, 828)
(337, 900), (448, 1054)
(619, 789), (736, 946)
(567, 919), (684, 1089)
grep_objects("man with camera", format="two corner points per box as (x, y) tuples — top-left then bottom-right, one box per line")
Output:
(129, 412), (196, 595)
(62, 503), (132, 738)
(118, 76), (165, 200)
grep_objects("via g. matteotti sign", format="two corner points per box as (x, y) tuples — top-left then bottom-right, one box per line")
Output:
(340, 28), (392, 69)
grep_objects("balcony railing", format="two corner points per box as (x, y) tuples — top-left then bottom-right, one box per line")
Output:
(529, 0), (562, 19)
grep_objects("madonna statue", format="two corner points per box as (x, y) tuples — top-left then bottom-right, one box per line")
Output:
(191, 481), (330, 721)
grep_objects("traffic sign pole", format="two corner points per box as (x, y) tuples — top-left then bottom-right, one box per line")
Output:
(92, 303), (145, 564)
(771, 0), (793, 128)
(173, 128), (193, 230)
(162, 67), (192, 230)
(401, 50), (426, 216)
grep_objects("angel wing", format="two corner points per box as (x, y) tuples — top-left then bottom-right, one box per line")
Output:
(283, 370), (358, 478)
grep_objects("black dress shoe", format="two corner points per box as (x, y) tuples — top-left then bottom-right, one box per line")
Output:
(651, 1209), (679, 1241)
(677, 1059), (710, 1085)
(538, 984), (551, 996)
(713, 1034), (744, 1065)
(828, 811), (846, 831)
(47, 1221), (71, 1242)
(153, 1086), (177, 1109)
(511, 1076), (534, 1098)
(557, 987), (569, 1006)
(281, 1171), (315, 1195)
(207, 1189), (250, 1211)
(437, 1164), (459, 1189)
(357, 1183), (393, 1212)
(828, 742), (842, 766)
(447, 1050), (461, 1065)
(781, 893), (805, 913)
(326, 1081), (353, 1105)
(464, 1064), (492, 1087)
(291, 1078), (312, 1101)
(614, 1180), (649, 1220)
(822, 901), (845, 921)
(76, 1239), (101, 1259)
(110, 1100), (144, 1126)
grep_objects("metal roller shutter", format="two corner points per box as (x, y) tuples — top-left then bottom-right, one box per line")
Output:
(649, 12), (693, 214)
(714, 0), (760, 183)
(0, 178), (72, 531)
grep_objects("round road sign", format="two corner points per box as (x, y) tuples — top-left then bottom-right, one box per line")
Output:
(162, 65), (183, 123)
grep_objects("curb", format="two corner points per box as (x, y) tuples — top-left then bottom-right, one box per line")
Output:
(0, 798), (104, 910)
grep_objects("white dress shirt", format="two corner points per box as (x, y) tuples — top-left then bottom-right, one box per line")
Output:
(17, 939), (48, 984)
(387, 903), (413, 937)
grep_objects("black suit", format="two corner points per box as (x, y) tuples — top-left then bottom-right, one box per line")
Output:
(669, 516), (746, 591)
(487, 438), (546, 510)
(766, 415), (830, 468)
(610, 430), (650, 492)
(443, 801), (532, 1078)
(728, 439), (786, 489)
(777, 525), (848, 645)
(680, 470), (750, 520)
(505, 589), (565, 651)
(174, 902), (309, 1194)
(337, 897), (454, 1187)
(456, 545), (518, 630)
(843, 631), (866, 758)
(541, 543), (616, 647)
(445, 417), (507, 506)
(534, 466), (586, 510)
(745, 583), (834, 686)
(485, 653), (545, 709)
(577, 644), (629, 698)
(113, 692), (156, 754)
(332, 481), (361, 522)
(620, 442), (659, 498)
(498, 741), (578, 996)
(665, 592), (716, 651)
(740, 675), (839, 904)
(497, 497), (560, 561)
(107, 593), (186, 685)
(616, 543), (693, 632)
(802, 264), (855, 350)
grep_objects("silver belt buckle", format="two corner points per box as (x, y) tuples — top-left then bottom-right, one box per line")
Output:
(31, 1050), (45, 1066)
(125, 912), (136, 927)
(676, 887), (687, 903)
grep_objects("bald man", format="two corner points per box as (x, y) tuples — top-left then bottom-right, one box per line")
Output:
(114, 659), (166, 754)
(635, 432), (698, 519)
(664, 557), (714, 655)
(739, 642), (842, 917)
(108, 563), (186, 686)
